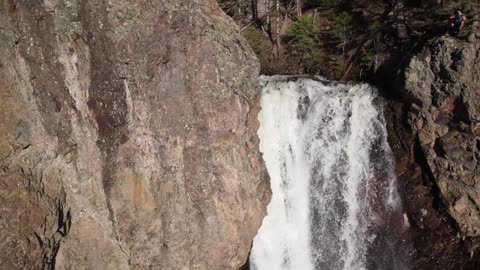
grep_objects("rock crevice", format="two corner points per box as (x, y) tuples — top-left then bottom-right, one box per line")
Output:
(387, 35), (480, 268)
(403, 37), (480, 236)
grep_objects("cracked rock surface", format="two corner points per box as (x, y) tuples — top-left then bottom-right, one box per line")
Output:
(403, 37), (480, 237)
(0, 1), (270, 269)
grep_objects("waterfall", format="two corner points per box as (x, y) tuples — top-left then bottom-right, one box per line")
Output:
(250, 76), (407, 270)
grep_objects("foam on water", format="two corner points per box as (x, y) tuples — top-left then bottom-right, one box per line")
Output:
(250, 76), (405, 270)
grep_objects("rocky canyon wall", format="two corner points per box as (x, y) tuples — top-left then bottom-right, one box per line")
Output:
(387, 36), (480, 269)
(404, 37), (480, 236)
(0, 0), (270, 269)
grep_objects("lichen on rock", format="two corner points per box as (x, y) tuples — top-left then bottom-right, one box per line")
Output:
(403, 36), (480, 237)
(0, 0), (270, 269)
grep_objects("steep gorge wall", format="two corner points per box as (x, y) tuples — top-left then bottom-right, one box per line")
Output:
(404, 37), (480, 236)
(386, 36), (480, 269)
(0, 0), (270, 269)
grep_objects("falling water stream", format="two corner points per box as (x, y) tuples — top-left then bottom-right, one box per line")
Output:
(250, 76), (407, 270)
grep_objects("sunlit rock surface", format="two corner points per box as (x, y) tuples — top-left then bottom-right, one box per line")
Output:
(403, 36), (480, 236)
(0, 1), (270, 269)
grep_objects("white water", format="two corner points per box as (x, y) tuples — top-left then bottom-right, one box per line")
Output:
(250, 76), (404, 270)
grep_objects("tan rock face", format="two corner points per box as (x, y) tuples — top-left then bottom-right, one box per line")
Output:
(403, 37), (480, 236)
(0, 1), (270, 269)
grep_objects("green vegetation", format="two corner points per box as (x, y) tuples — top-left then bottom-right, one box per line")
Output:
(369, 20), (382, 39)
(285, 16), (318, 55)
(218, 0), (455, 79)
(332, 12), (353, 41)
(331, 55), (345, 78)
(316, 0), (343, 9)
(285, 16), (324, 73)
(242, 26), (266, 54)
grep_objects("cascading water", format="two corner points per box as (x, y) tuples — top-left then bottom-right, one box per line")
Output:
(250, 76), (408, 270)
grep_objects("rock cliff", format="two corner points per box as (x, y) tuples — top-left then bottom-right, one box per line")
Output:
(386, 36), (480, 268)
(404, 37), (480, 236)
(0, 1), (270, 269)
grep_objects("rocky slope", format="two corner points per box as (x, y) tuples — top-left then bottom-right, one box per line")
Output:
(0, 1), (270, 269)
(405, 37), (480, 235)
(386, 36), (480, 269)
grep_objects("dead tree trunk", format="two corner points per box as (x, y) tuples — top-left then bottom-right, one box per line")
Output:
(265, 0), (271, 33)
(297, 0), (302, 17)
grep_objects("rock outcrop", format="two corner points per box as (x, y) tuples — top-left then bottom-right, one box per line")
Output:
(386, 36), (480, 268)
(0, 1), (270, 269)
(403, 37), (480, 236)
